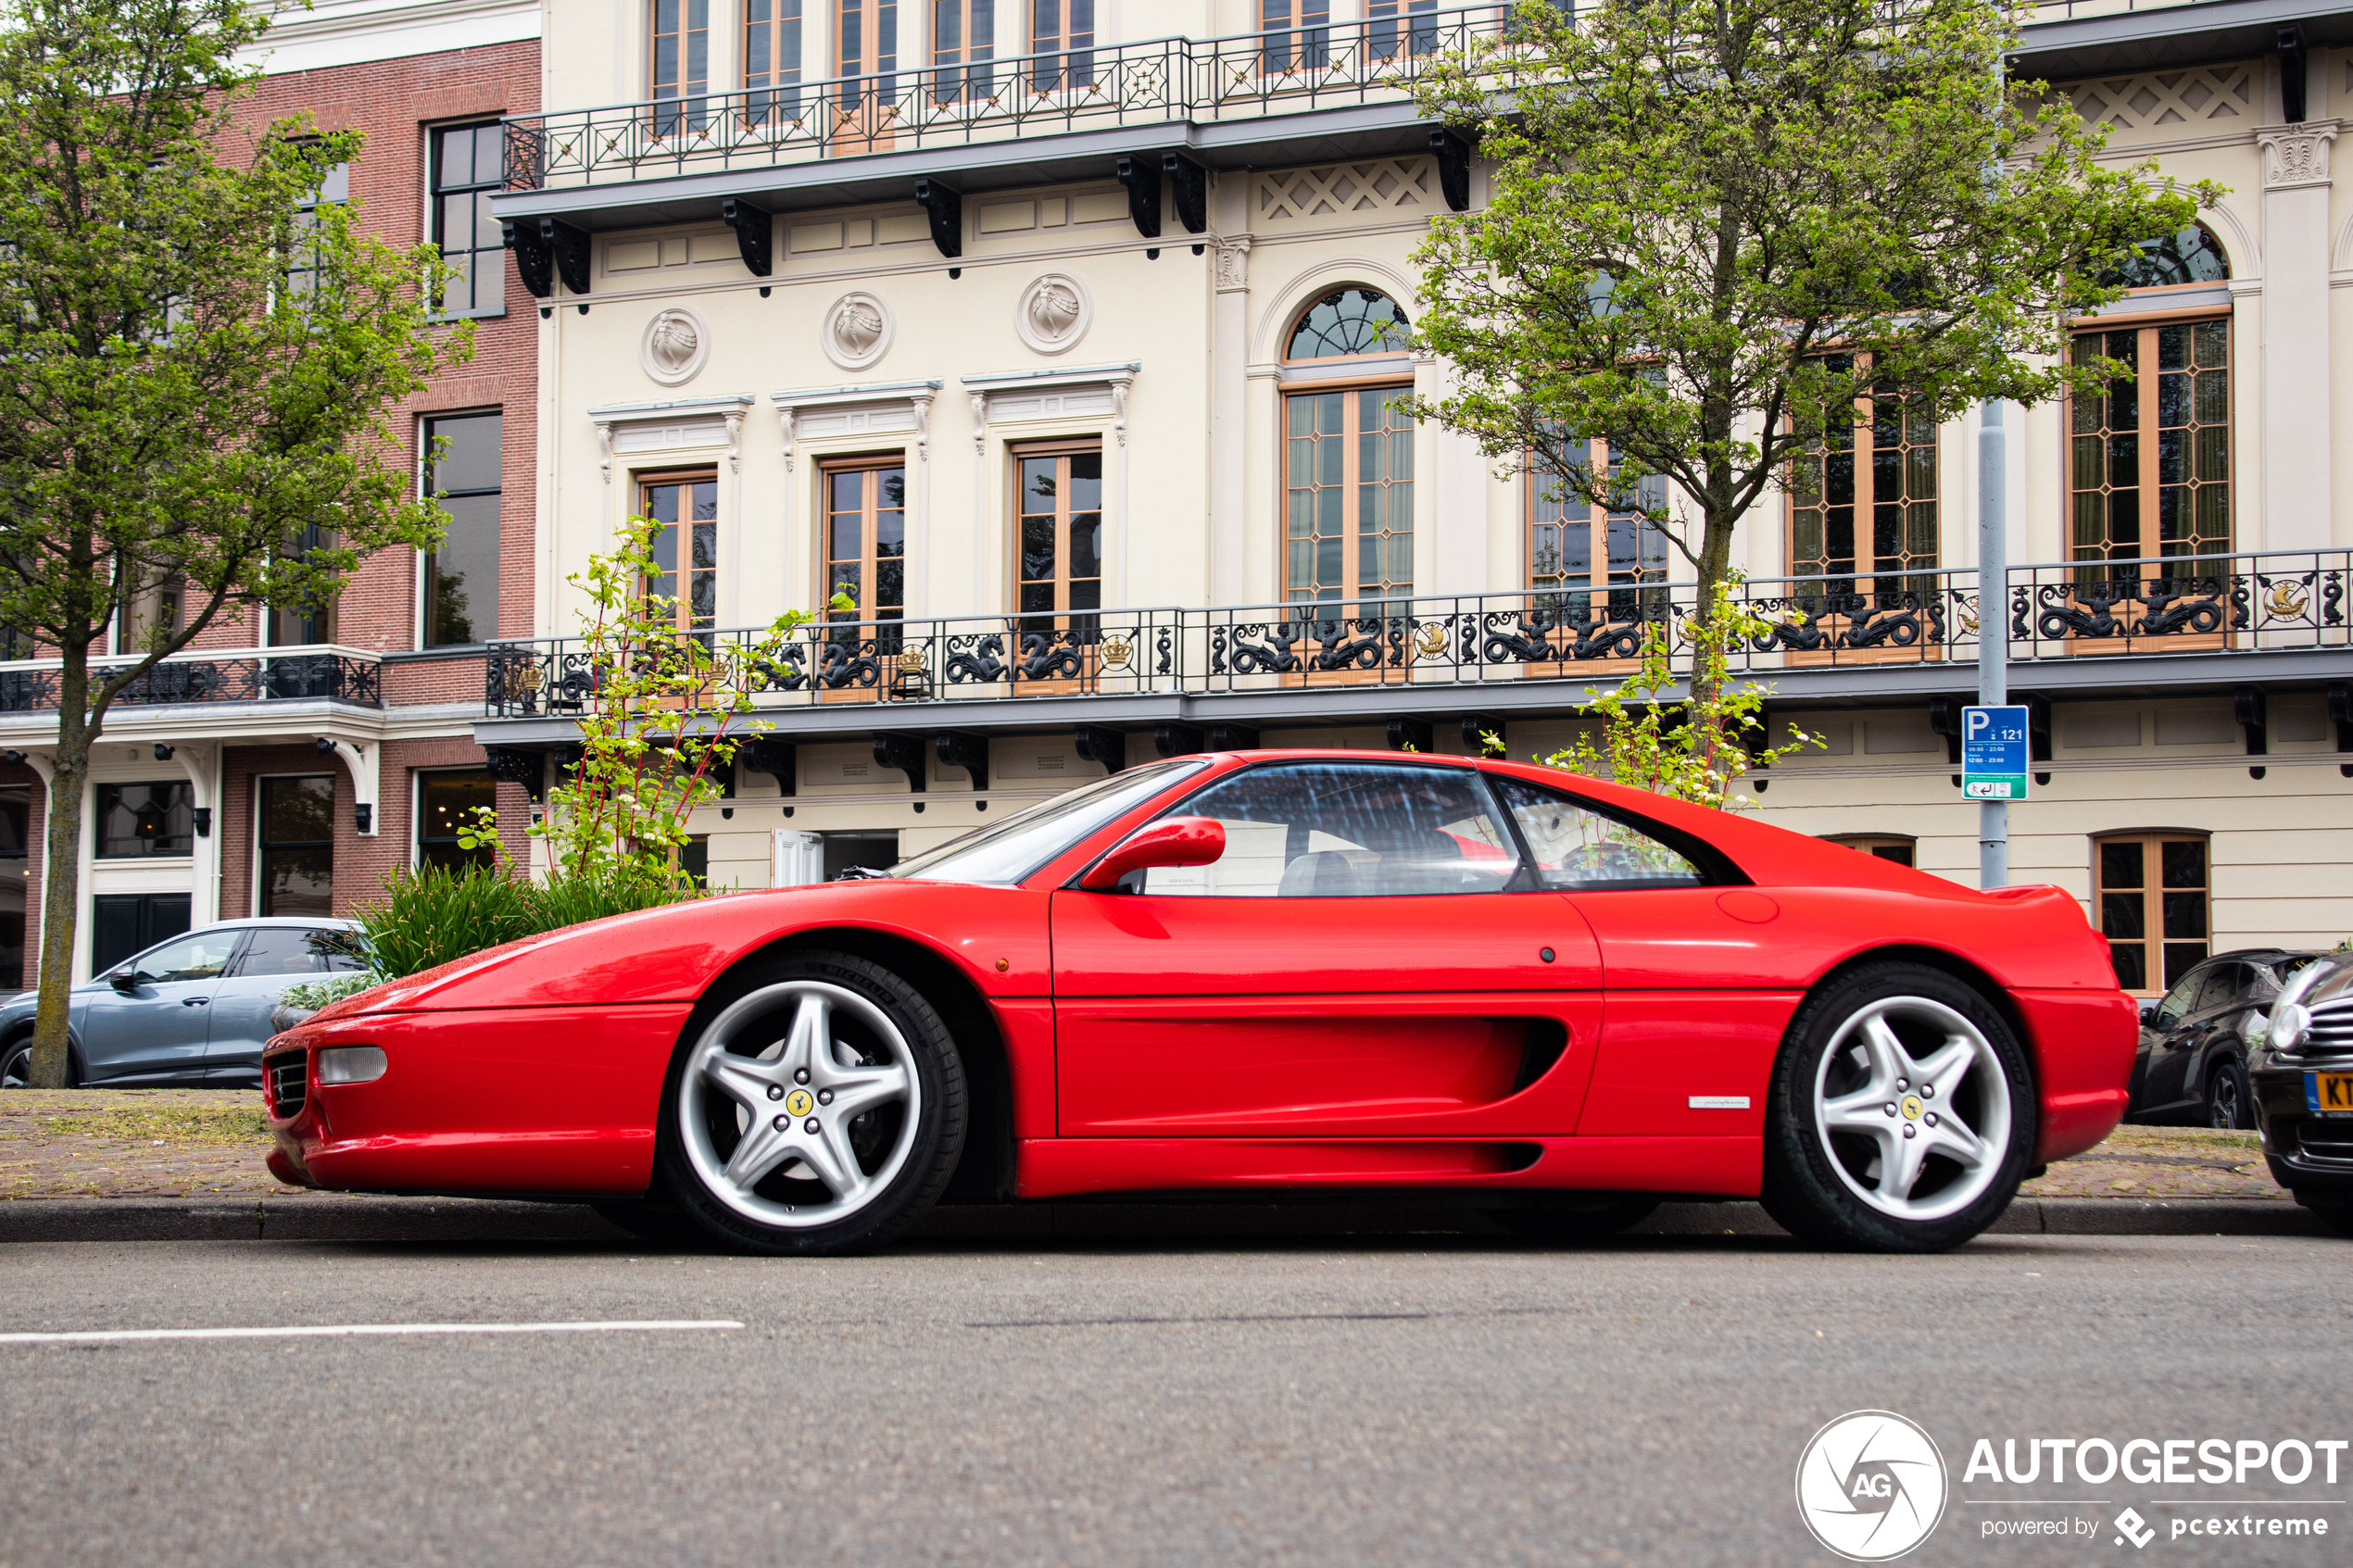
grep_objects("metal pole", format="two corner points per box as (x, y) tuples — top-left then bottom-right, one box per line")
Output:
(1978, 399), (2008, 889)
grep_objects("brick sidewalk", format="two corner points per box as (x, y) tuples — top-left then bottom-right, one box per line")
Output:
(0, 1089), (2292, 1202)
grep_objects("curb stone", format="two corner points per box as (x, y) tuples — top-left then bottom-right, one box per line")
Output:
(0, 1195), (2333, 1246)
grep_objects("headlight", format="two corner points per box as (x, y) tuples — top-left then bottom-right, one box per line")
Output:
(316, 1046), (387, 1085)
(2267, 965), (2331, 1056)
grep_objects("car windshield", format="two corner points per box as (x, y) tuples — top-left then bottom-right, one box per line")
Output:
(889, 759), (1208, 885)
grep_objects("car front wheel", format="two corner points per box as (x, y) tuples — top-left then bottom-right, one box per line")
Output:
(656, 951), (966, 1256)
(2203, 1056), (2251, 1130)
(1763, 963), (2035, 1253)
(0, 1039), (28, 1089)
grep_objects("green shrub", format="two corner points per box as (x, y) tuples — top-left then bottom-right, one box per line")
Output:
(524, 864), (689, 933)
(358, 861), (539, 979)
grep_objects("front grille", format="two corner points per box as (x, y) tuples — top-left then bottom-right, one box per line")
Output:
(2290, 1120), (2353, 1164)
(2305, 998), (2353, 1052)
(267, 1055), (308, 1120)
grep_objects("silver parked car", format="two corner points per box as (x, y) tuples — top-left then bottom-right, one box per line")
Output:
(0, 919), (365, 1089)
(2247, 951), (2353, 1237)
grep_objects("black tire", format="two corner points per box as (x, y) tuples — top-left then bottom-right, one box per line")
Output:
(2297, 1195), (2353, 1240)
(2203, 1055), (2251, 1130)
(0, 1038), (29, 1090)
(654, 949), (966, 1256)
(1488, 1195), (1660, 1239)
(1762, 961), (2036, 1253)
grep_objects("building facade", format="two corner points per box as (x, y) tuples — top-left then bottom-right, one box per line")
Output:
(0, 0), (543, 985)
(475, 1), (2353, 998)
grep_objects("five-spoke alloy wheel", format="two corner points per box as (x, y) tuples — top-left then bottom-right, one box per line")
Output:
(655, 951), (965, 1254)
(1765, 962), (2034, 1251)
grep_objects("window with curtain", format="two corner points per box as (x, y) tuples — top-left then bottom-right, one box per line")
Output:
(640, 473), (718, 633)
(1260, 0), (1329, 74)
(744, 0), (803, 126)
(1788, 357), (1939, 596)
(1027, 0), (1094, 92)
(650, 0), (710, 134)
(824, 459), (908, 654)
(2069, 320), (2231, 571)
(430, 123), (504, 317)
(423, 411), (502, 647)
(932, 0), (995, 105)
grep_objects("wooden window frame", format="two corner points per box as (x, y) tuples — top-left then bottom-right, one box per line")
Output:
(1260, 0), (1331, 75)
(1012, 437), (1103, 627)
(931, 0), (996, 105)
(837, 0), (900, 77)
(1280, 381), (1416, 616)
(1824, 834), (1917, 869)
(743, 0), (804, 126)
(1026, 0), (1096, 93)
(1528, 436), (1670, 611)
(820, 454), (910, 642)
(1282, 287), (1412, 364)
(636, 469), (719, 634)
(2065, 309), (2233, 574)
(649, 0), (710, 135)
(2094, 830), (2210, 997)
(1785, 356), (1940, 595)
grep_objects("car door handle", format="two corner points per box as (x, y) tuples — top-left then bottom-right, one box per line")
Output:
(182, 998), (208, 1007)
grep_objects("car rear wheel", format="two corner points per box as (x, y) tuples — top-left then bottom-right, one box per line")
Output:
(2203, 1056), (2251, 1130)
(1763, 963), (2034, 1253)
(0, 1039), (28, 1089)
(1487, 1195), (1659, 1240)
(656, 951), (966, 1256)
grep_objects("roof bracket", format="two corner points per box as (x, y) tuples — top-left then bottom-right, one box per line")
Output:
(2329, 683), (2352, 778)
(1429, 126), (1475, 212)
(912, 179), (963, 258)
(720, 197), (774, 278)
(935, 733), (988, 793)
(2280, 24), (2308, 124)
(1162, 151), (1208, 233)
(1154, 721), (1202, 758)
(541, 218), (591, 296)
(740, 737), (795, 795)
(1387, 717), (1434, 753)
(502, 220), (554, 299)
(1929, 695), (1963, 787)
(1206, 723), (1258, 752)
(1075, 726), (1127, 772)
(1460, 715), (1508, 757)
(2024, 693), (2053, 784)
(483, 746), (547, 804)
(2235, 684), (2269, 780)
(873, 732), (929, 792)
(1115, 155), (1162, 240)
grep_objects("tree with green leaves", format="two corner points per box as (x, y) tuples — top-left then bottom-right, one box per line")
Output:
(0, 0), (471, 1087)
(1411, 0), (2216, 725)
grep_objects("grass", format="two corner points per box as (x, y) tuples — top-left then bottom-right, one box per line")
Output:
(0, 1090), (271, 1146)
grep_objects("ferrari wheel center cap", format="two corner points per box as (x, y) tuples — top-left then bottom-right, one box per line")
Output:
(784, 1088), (814, 1118)
(1899, 1094), (1925, 1122)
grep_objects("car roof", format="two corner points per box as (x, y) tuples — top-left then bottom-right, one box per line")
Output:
(197, 917), (358, 932)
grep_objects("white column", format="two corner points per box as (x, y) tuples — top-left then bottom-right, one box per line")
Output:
(2255, 119), (2337, 551)
(1209, 233), (1252, 605)
(171, 747), (220, 928)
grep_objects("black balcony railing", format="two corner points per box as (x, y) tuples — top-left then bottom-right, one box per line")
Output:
(0, 648), (384, 715)
(501, 6), (1529, 192)
(477, 549), (2349, 720)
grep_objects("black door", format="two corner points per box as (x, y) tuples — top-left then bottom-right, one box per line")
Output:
(91, 894), (193, 977)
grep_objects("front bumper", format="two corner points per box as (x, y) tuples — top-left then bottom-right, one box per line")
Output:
(262, 1001), (693, 1198)
(2252, 1059), (2353, 1198)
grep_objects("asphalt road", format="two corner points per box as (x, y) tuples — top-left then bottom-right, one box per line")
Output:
(0, 1228), (2348, 1567)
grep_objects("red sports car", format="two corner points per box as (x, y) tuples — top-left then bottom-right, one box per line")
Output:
(263, 751), (2135, 1254)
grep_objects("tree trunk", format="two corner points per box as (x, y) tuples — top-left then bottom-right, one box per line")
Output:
(26, 649), (95, 1089)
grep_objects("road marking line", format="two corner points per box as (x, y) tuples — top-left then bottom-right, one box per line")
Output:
(0, 1319), (744, 1345)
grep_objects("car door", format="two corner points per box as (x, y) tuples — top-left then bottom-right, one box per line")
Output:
(1483, 774), (1803, 1140)
(1051, 759), (1604, 1136)
(205, 924), (367, 1085)
(2147, 962), (2245, 1112)
(77, 926), (245, 1085)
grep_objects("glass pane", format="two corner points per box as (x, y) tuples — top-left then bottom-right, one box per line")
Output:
(2161, 890), (2207, 940)
(1491, 776), (1702, 892)
(418, 770), (497, 870)
(260, 846), (334, 918)
(2099, 891), (2145, 940)
(426, 492), (500, 646)
(1140, 761), (1517, 897)
(2160, 839), (2204, 888)
(261, 775), (336, 845)
(2108, 942), (2146, 992)
(2162, 942), (2207, 990)
(124, 929), (241, 984)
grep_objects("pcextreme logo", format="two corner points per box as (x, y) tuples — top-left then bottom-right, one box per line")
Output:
(1796, 1411), (1950, 1562)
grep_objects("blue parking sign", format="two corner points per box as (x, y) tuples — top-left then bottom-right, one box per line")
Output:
(1962, 705), (2030, 800)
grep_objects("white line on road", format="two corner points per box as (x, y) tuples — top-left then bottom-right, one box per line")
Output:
(0, 1320), (744, 1345)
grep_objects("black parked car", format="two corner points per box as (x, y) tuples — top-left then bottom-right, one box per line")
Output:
(2249, 953), (2353, 1238)
(2128, 949), (2323, 1129)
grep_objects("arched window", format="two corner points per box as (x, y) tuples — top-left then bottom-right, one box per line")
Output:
(2098, 223), (2230, 291)
(1280, 287), (1416, 616)
(1285, 287), (1411, 360)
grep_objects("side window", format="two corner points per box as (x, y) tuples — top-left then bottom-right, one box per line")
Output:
(122, 930), (241, 985)
(2150, 965), (2207, 1029)
(1140, 762), (1517, 897)
(1490, 776), (1707, 891)
(2191, 962), (2253, 1016)
(232, 927), (362, 977)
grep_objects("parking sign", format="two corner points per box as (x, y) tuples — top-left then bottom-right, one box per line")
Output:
(1961, 705), (2030, 800)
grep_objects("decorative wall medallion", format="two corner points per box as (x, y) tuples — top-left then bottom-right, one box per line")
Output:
(823, 291), (894, 370)
(1013, 271), (1092, 356)
(640, 307), (710, 386)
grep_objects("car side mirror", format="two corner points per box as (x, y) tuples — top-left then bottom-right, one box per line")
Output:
(107, 970), (140, 992)
(2137, 998), (2158, 1023)
(1079, 816), (1227, 892)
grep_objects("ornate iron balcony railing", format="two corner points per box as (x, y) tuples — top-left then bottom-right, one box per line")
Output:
(478, 548), (2349, 720)
(502, 6), (1523, 192)
(0, 646), (384, 716)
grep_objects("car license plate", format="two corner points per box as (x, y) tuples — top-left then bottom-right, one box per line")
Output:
(2307, 1072), (2353, 1117)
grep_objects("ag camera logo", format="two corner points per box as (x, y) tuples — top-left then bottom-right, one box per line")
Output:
(1796, 1411), (1950, 1562)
